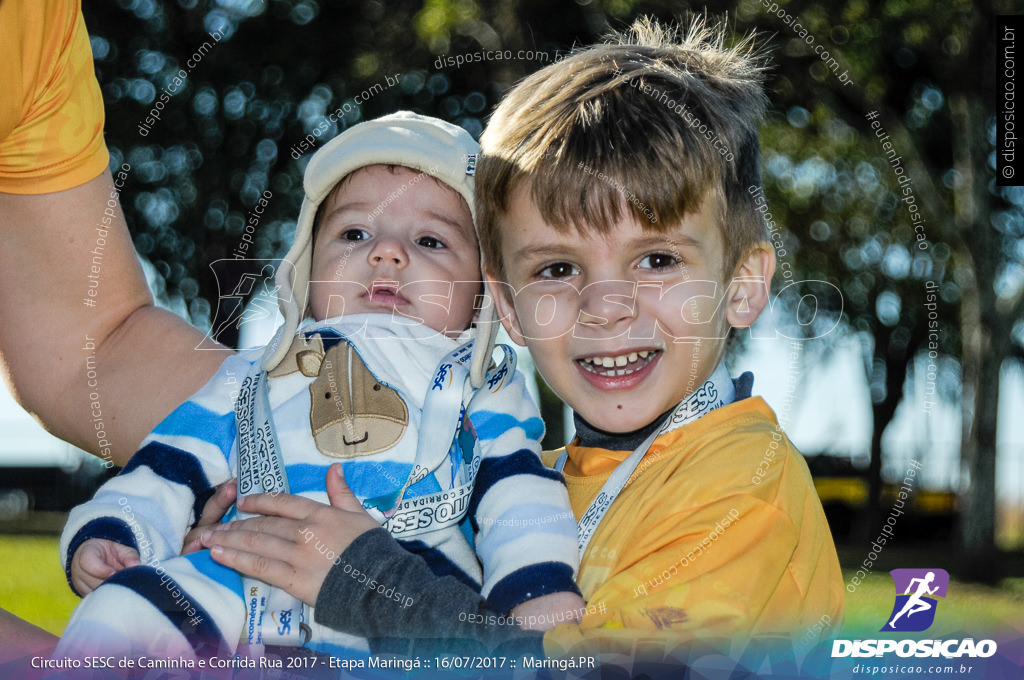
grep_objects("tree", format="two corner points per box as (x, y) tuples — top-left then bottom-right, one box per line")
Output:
(729, 0), (1019, 575)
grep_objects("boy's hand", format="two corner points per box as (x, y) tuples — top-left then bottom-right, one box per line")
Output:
(509, 592), (587, 631)
(202, 464), (379, 607)
(70, 538), (141, 596)
(182, 479), (237, 555)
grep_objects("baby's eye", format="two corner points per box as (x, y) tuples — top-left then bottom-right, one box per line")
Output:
(342, 228), (369, 241)
(638, 252), (682, 270)
(538, 262), (579, 279)
(417, 236), (446, 249)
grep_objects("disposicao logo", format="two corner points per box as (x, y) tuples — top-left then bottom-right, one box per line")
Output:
(882, 568), (948, 632)
(832, 567), (997, 659)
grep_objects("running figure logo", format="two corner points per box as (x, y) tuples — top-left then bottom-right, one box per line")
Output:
(881, 568), (949, 632)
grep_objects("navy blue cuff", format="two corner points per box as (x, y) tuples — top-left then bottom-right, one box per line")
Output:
(485, 562), (581, 614)
(65, 517), (138, 596)
(104, 566), (230, 658)
(123, 442), (214, 526)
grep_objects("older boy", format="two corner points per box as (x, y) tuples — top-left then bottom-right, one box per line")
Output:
(474, 18), (845, 651)
(56, 112), (582, 661)
(203, 17), (844, 660)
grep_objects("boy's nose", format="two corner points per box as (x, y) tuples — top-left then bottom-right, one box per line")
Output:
(577, 280), (638, 329)
(367, 238), (408, 268)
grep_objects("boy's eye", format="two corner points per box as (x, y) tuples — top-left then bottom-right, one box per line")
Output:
(538, 262), (579, 279)
(342, 228), (369, 241)
(638, 253), (682, 270)
(416, 236), (445, 249)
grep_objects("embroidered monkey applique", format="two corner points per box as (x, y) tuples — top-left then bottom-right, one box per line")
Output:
(270, 332), (408, 458)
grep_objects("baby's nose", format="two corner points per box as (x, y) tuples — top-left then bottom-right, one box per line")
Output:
(368, 238), (407, 267)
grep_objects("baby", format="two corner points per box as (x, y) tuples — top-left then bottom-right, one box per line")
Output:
(57, 112), (582, 660)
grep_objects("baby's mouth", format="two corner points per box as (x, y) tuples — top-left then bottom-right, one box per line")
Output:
(577, 350), (660, 377)
(368, 281), (406, 305)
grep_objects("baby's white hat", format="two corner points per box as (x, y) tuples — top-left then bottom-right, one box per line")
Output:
(263, 111), (498, 386)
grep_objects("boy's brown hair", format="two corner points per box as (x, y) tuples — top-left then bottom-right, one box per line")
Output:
(477, 16), (770, 281)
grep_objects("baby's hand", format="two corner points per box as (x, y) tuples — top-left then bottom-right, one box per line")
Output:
(70, 538), (141, 596)
(510, 591), (587, 631)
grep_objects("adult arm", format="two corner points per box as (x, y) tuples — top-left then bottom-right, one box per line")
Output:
(0, 170), (230, 464)
(0, 0), (230, 464)
(0, 0), (231, 651)
(0, 609), (57, 665)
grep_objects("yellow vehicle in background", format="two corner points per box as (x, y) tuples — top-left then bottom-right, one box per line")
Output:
(805, 454), (958, 541)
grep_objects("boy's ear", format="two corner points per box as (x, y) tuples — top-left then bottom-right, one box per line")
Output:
(484, 270), (526, 346)
(725, 242), (777, 329)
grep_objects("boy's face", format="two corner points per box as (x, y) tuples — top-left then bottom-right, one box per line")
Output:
(490, 185), (737, 434)
(309, 165), (481, 337)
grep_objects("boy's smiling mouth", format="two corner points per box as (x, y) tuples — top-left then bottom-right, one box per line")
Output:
(577, 349), (660, 378)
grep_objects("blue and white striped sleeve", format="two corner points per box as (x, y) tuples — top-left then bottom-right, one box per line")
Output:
(464, 366), (580, 614)
(58, 352), (253, 593)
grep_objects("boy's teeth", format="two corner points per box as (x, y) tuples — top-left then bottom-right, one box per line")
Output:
(582, 351), (656, 371)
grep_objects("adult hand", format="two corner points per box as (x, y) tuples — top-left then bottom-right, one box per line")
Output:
(201, 464), (379, 606)
(181, 479), (237, 555)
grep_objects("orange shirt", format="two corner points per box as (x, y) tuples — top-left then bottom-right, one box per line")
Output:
(0, 0), (109, 194)
(543, 397), (844, 656)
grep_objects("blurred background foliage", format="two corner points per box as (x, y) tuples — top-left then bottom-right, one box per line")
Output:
(81, 0), (1020, 579)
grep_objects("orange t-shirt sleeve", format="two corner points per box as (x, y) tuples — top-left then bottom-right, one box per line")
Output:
(0, 0), (109, 194)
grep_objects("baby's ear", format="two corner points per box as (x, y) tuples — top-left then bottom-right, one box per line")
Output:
(724, 242), (777, 329)
(484, 271), (526, 346)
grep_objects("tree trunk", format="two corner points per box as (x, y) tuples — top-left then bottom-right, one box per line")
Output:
(961, 351), (1001, 581)
(950, 34), (1006, 580)
(864, 327), (911, 541)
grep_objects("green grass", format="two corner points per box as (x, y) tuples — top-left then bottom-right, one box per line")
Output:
(0, 535), (81, 636)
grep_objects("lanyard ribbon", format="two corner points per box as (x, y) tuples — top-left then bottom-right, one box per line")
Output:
(556, 362), (735, 556)
(365, 339), (517, 538)
(236, 362), (307, 649)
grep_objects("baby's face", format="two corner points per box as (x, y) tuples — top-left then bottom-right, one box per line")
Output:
(309, 165), (481, 336)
